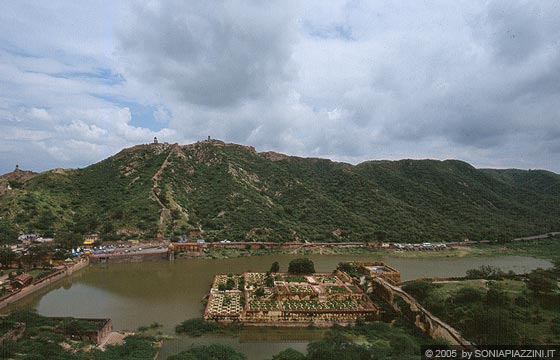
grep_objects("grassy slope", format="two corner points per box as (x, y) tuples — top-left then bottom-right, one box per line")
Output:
(1, 141), (560, 243)
(404, 279), (560, 345)
(0, 145), (168, 239)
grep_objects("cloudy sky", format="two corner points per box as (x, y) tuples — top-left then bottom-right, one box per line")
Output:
(1, 1), (560, 174)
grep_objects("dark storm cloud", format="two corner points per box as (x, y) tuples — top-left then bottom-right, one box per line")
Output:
(475, 0), (560, 65)
(367, 0), (560, 161)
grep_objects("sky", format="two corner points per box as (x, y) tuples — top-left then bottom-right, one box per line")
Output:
(1, 1), (560, 174)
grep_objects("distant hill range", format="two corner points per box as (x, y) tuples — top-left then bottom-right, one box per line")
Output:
(1, 139), (559, 244)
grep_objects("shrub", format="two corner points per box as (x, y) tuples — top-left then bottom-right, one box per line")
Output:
(486, 284), (510, 307)
(527, 268), (557, 294)
(226, 278), (235, 290)
(272, 348), (306, 360)
(514, 295), (531, 308)
(402, 281), (434, 302)
(288, 258), (315, 274)
(168, 344), (247, 360)
(452, 287), (485, 305)
(466, 266), (505, 280)
(175, 318), (218, 337)
(337, 262), (359, 277)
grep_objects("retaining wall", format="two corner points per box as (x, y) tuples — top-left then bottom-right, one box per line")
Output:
(0, 260), (89, 310)
(89, 252), (167, 264)
(372, 277), (473, 347)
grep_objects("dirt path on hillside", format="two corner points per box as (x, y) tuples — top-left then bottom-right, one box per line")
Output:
(152, 145), (179, 234)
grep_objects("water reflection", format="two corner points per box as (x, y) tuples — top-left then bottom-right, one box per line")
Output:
(1, 253), (552, 359)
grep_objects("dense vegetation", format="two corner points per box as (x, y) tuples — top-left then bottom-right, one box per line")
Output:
(288, 258), (315, 274)
(0, 310), (159, 359)
(168, 344), (247, 360)
(2, 140), (560, 244)
(302, 322), (433, 360)
(170, 320), (441, 360)
(175, 318), (219, 337)
(473, 237), (560, 264)
(402, 265), (560, 345)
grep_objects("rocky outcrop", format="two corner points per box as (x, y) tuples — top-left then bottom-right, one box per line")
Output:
(0, 167), (37, 194)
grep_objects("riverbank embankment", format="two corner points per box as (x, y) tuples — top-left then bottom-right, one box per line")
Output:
(89, 250), (168, 264)
(0, 259), (89, 310)
(197, 240), (559, 262)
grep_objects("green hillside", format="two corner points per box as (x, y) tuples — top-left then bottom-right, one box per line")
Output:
(1, 140), (559, 244)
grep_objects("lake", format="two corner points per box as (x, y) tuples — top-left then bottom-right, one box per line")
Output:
(3, 253), (552, 359)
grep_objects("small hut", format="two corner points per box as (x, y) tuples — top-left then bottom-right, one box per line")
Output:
(12, 274), (33, 289)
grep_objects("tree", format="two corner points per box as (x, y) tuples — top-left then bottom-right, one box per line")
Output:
(0, 247), (16, 268)
(272, 348), (306, 360)
(92, 334), (158, 359)
(0, 220), (17, 244)
(270, 261), (280, 273)
(527, 268), (557, 294)
(288, 258), (315, 274)
(255, 287), (265, 297)
(51, 249), (70, 261)
(466, 265), (505, 280)
(402, 281), (434, 302)
(466, 307), (520, 345)
(337, 262), (359, 277)
(22, 245), (50, 268)
(551, 259), (560, 278)
(55, 231), (81, 249)
(226, 278), (235, 290)
(373, 230), (388, 242)
(168, 344), (247, 360)
(307, 331), (372, 360)
(452, 287), (484, 305)
(485, 283), (510, 307)
(175, 318), (218, 337)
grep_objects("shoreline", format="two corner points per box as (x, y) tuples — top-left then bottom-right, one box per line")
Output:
(1, 237), (556, 312)
(188, 238), (560, 262)
(0, 259), (89, 311)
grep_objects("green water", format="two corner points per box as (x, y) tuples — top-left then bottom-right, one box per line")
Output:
(3, 254), (552, 359)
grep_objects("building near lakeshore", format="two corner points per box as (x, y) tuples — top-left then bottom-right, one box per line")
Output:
(354, 261), (401, 284)
(12, 274), (33, 289)
(204, 269), (379, 325)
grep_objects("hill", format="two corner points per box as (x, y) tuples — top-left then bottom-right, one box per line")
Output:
(1, 139), (559, 244)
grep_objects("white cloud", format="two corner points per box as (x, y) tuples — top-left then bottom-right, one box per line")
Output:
(1, 0), (560, 174)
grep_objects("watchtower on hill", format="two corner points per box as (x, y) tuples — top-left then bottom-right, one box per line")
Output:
(153, 137), (158, 144)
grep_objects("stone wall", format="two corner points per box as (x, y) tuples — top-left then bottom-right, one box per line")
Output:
(50, 317), (112, 344)
(93, 318), (113, 344)
(0, 260), (89, 310)
(371, 277), (473, 347)
(353, 262), (401, 284)
(89, 252), (167, 264)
